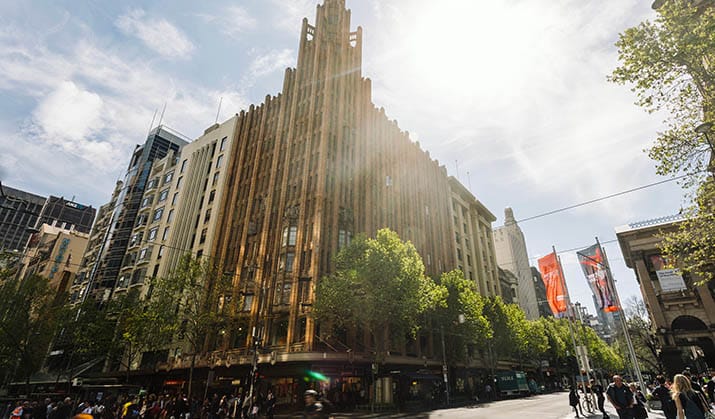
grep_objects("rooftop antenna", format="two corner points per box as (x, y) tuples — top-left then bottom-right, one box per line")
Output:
(148, 109), (158, 133)
(157, 102), (167, 127)
(215, 97), (223, 124)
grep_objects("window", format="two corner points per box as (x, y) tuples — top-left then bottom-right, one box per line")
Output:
(208, 190), (216, 204)
(282, 226), (297, 247)
(199, 228), (207, 244)
(172, 192), (179, 205)
(158, 189), (169, 202)
(216, 154), (224, 169)
(158, 245), (164, 259)
(162, 227), (170, 240)
(167, 209), (174, 223)
(180, 159), (188, 173)
(220, 136), (228, 151)
(164, 171), (174, 184)
(141, 196), (153, 208)
(386, 175), (392, 186)
(338, 229), (352, 249)
(139, 247), (148, 260)
(212, 172), (220, 186)
(285, 252), (295, 272)
(204, 209), (211, 223)
(146, 177), (158, 190)
(242, 294), (254, 312)
(152, 207), (164, 222)
(130, 232), (142, 247)
(148, 227), (158, 241)
(176, 176), (183, 189)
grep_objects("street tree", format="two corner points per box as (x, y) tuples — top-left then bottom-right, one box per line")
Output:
(431, 270), (490, 364)
(611, 0), (715, 282)
(0, 272), (64, 386)
(147, 254), (229, 397)
(314, 228), (441, 359)
(620, 296), (663, 373)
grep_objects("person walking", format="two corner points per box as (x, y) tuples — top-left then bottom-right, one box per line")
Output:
(629, 382), (648, 419)
(606, 375), (635, 419)
(672, 373), (709, 419)
(591, 378), (610, 419)
(570, 387), (584, 418)
(653, 375), (677, 419)
(303, 390), (325, 419)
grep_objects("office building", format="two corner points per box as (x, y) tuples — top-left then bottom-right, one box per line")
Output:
(493, 208), (540, 319)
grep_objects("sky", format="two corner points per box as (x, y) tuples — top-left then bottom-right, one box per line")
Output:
(0, 0), (687, 316)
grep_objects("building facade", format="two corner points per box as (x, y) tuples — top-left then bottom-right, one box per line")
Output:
(493, 208), (540, 319)
(531, 266), (553, 318)
(617, 214), (715, 376)
(19, 224), (89, 300)
(79, 126), (188, 302)
(34, 196), (95, 235)
(0, 184), (45, 252)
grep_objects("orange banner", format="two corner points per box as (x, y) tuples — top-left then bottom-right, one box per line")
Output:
(538, 252), (568, 315)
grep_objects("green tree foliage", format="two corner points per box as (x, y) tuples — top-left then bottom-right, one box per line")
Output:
(611, 0), (715, 282)
(432, 270), (490, 364)
(314, 228), (441, 355)
(145, 254), (228, 396)
(618, 297), (662, 373)
(0, 271), (65, 385)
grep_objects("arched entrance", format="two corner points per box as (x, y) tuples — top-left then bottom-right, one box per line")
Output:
(670, 316), (714, 375)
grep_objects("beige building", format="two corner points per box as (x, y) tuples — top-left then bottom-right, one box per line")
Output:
(448, 177), (500, 297)
(20, 223), (89, 300)
(493, 208), (539, 319)
(617, 214), (715, 376)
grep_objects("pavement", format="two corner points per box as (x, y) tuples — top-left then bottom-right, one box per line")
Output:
(273, 395), (671, 418)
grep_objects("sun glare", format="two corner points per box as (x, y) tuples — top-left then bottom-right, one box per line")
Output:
(404, 1), (542, 100)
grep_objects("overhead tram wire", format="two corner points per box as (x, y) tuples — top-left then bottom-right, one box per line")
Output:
(511, 174), (692, 225)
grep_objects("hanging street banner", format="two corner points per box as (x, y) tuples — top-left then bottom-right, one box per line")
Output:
(577, 244), (619, 312)
(537, 252), (568, 316)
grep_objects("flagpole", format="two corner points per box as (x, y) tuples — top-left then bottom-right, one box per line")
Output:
(596, 237), (646, 397)
(554, 246), (592, 395)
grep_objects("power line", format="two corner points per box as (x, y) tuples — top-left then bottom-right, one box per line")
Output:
(513, 174), (692, 225)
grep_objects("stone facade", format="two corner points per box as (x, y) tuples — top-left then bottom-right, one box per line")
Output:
(617, 215), (715, 375)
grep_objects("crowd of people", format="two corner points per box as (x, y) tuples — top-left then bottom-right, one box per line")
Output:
(569, 370), (715, 419)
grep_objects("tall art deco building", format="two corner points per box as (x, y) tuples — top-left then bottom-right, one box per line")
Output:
(203, 0), (500, 373)
(73, 0), (501, 401)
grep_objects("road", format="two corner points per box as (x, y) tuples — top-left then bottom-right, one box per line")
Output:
(317, 392), (668, 419)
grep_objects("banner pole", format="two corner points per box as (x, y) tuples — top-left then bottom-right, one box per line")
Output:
(554, 246), (586, 391)
(596, 237), (647, 397)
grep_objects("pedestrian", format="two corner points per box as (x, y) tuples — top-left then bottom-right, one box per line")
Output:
(570, 387), (583, 418)
(591, 378), (609, 419)
(672, 373), (709, 419)
(629, 383), (648, 419)
(302, 390), (325, 419)
(653, 375), (677, 419)
(606, 375), (635, 419)
(705, 375), (715, 405)
(684, 371), (705, 394)
(264, 390), (275, 419)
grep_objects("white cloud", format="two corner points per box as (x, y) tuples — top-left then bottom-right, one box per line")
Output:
(246, 49), (295, 81)
(34, 80), (103, 141)
(0, 23), (251, 205)
(115, 9), (195, 59)
(197, 6), (258, 39)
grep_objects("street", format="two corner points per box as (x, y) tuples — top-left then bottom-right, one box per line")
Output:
(301, 392), (670, 419)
